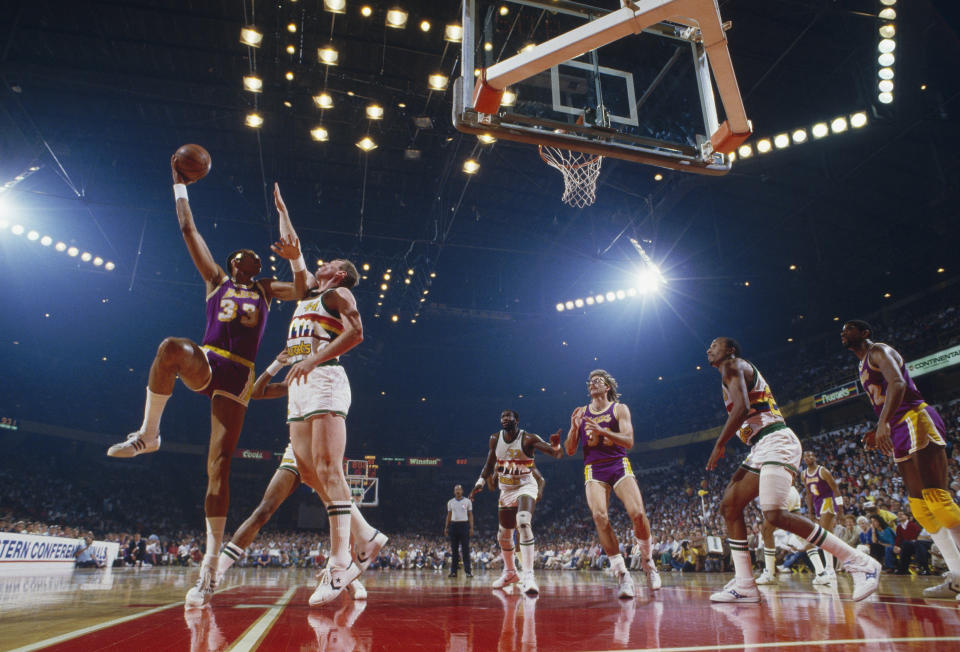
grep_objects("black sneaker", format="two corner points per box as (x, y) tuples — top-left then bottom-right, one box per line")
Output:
(448, 572), (457, 578)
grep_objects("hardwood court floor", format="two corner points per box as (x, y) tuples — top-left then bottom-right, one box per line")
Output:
(3, 567), (960, 651)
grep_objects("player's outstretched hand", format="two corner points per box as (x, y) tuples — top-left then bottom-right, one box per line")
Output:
(468, 483), (483, 501)
(273, 182), (289, 218)
(549, 429), (563, 448)
(861, 429), (877, 451)
(171, 155), (191, 185)
(271, 234), (301, 261)
(706, 441), (725, 471)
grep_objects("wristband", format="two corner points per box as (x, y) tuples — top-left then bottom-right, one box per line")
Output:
(834, 497), (843, 507)
(173, 184), (188, 201)
(475, 477), (485, 488)
(291, 255), (306, 273)
(266, 360), (284, 376)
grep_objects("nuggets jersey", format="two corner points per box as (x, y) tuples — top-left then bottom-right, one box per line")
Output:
(858, 347), (926, 422)
(803, 465), (834, 513)
(202, 277), (269, 362)
(722, 362), (786, 445)
(495, 430), (536, 488)
(579, 402), (627, 465)
(287, 291), (344, 363)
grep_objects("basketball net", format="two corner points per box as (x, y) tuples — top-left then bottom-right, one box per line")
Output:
(540, 145), (603, 208)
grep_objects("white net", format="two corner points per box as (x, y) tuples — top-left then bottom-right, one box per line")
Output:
(539, 146), (603, 208)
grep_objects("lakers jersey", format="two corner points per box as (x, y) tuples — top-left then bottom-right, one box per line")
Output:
(287, 291), (344, 363)
(858, 347), (927, 423)
(722, 362), (786, 445)
(202, 276), (270, 363)
(495, 430), (536, 488)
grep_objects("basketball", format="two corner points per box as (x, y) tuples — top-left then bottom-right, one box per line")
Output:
(173, 144), (211, 182)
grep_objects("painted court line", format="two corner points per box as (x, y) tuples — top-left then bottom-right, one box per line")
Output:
(226, 585), (299, 652)
(8, 585), (243, 652)
(594, 635), (960, 652)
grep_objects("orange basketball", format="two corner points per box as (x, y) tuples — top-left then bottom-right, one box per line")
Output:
(173, 144), (212, 182)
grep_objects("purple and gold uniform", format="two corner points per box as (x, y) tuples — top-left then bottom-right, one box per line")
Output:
(198, 276), (270, 406)
(580, 403), (634, 488)
(802, 466), (836, 516)
(858, 350), (946, 462)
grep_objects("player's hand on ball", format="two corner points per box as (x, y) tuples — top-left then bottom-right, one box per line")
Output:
(170, 155), (190, 185)
(271, 234), (301, 260)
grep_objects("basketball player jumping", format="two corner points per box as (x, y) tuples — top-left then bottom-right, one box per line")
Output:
(470, 410), (562, 595)
(564, 370), (661, 599)
(841, 320), (960, 600)
(105, 164), (309, 608)
(705, 337), (880, 603)
(801, 450), (842, 585)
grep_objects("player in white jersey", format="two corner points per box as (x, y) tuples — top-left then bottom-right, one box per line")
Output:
(470, 410), (562, 594)
(212, 350), (367, 599)
(705, 337), (880, 603)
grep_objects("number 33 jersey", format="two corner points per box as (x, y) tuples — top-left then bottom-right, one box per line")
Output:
(202, 276), (270, 363)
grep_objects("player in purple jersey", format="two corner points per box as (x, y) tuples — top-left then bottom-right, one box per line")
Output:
(563, 370), (660, 599)
(801, 450), (842, 585)
(841, 320), (960, 600)
(106, 161), (309, 607)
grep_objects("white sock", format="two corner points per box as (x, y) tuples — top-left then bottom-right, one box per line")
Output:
(931, 528), (960, 574)
(327, 502), (352, 568)
(634, 537), (652, 567)
(823, 549), (834, 573)
(218, 542), (244, 575)
(349, 503), (377, 543)
(764, 547), (777, 575)
(501, 529), (516, 573)
(805, 525), (859, 565)
(807, 548), (825, 574)
(609, 553), (626, 575)
(140, 388), (170, 438)
(519, 538), (535, 574)
(728, 538), (752, 581)
(205, 517), (225, 558)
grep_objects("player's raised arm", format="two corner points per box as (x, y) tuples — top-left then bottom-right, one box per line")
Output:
(564, 407), (583, 456)
(527, 431), (563, 459)
(470, 435), (498, 499)
(261, 183), (310, 301)
(706, 360), (750, 470)
(286, 287), (363, 384)
(171, 157), (222, 291)
(251, 351), (291, 400)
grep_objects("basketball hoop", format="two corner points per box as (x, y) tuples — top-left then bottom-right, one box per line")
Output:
(540, 145), (603, 208)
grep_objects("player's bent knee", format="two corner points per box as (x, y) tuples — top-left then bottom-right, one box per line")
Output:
(762, 508), (788, 529)
(516, 511), (532, 529)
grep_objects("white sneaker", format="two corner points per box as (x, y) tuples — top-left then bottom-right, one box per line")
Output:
(522, 572), (539, 595)
(846, 555), (881, 602)
(643, 562), (662, 591)
(617, 570), (635, 599)
(107, 431), (160, 458)
(356, 531), (388, 572)
(812, 570), (836, 586)
(710, 578), (760, 603)
(492, 569), (520, 589)
(922, 571), (960, 599)
(309, 562), (361, 607)
(347, 578), (367, 600)
(755, 569), (778, 585)
(185, 562), (217, 608)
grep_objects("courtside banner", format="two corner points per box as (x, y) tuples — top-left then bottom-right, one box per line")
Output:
(814, 380), (862, 409)
(907, 344), (960, 378)
(0, 533), (119, 570)
(233, 448), (273, 461)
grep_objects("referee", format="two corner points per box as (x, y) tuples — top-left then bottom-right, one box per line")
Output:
(445, 484), (474, 577)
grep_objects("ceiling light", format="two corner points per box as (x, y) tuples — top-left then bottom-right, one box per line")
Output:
(478, 134), (497, 145)
(407, 268), (414, 275)
(67, 246), (79, 256)
(391, 315), (399, 322)
(55, 242), (66, 251)
(428, 73), (448, 91)
(404, 148), (422, 160)
(286, 44), (294, 55)
(420, 20), (431, 32)
(397, 102), (406, 108)
(565, 300), (574, 310)
(444, 24), (463, 42)
(429, 272), (436, 278)
(483, 42), (493, 52)
(756, 139), (772, 154)
(774, 133), (789, 149)
(93, 257), (103, 266)
(380, 283), (388, 291)
(737, 144), (753, 158)
(574, 298), (584, 308)
(585, 296), (595, 305)
(830, 116), (848, 133)
(105, 261), (115, 271)
(283, 101), (292, 108)
(27, 230), (39, 240)
(245, 113), (263, 128)
(879, 24), (895, 38)
(616, 290), (626, 300)
(499, 5), (509, 15)
(878, 67), (894, 80)
(879, 0), (896, 6)
(654, 173), (663, 181)
(883, 292), (891, 298)
(878, 79), (894, 93)
(356, 137), (377, 152)
(555, 303), (564, 312)
(413, 116), (433, 129)
(385, 8), (408, 28)
(366, 104), (384, 119)
(878, 91), (894, 104)
(878, 39), (896, 54)
(285, 71), (294, 81)
(81, 252), (92, 262)
(878, 52), (894, 67)
(811, 122), (829, 139)
(324, 0), (346, 14)
(502, 90), (516, 107)
(791, 129), (808, 144)
(362, 263), (370, 271)
(10, 224), (23, 235)
(605, 291), (616, 301)
(383, 272), (391, 280)
(40, 235), (52, 246)
(595, 294), (604, 303)
(287, 22), (297, 33)
(403, 278), (410, 285)
(789, 264), (797, 270)
(310, 126), (329, 141)
(318, 46), (339, 65)
(240, 26), (263, 47)
(878, 8), (896, 19)
(937, 267), (945, 273)
(314, 93), (334, 109)
(243, 76), (263, 92)
(361, 6), (372, 17)
(463, 158), (480, 174)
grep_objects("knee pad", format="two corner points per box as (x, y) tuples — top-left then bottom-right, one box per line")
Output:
(923, 488), (960, 529)
(516, 511), (534, 543)
(909, 497), (941, 534)
(498, 526), (515, 550)
(758, 464), (794, 511)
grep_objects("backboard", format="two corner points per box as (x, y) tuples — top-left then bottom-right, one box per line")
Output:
(453, 0), (752, 175)
(344, 458), (379, 507)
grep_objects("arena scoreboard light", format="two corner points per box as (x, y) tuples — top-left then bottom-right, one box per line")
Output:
(0, 417), (18, 431)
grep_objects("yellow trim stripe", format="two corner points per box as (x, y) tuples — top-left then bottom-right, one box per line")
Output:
(202, 345), (255, 369)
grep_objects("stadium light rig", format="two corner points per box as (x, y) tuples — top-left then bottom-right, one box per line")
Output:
(733, 111), (869, 161)
(876, 0), (897, 104)
(0, 213), (115, 271)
